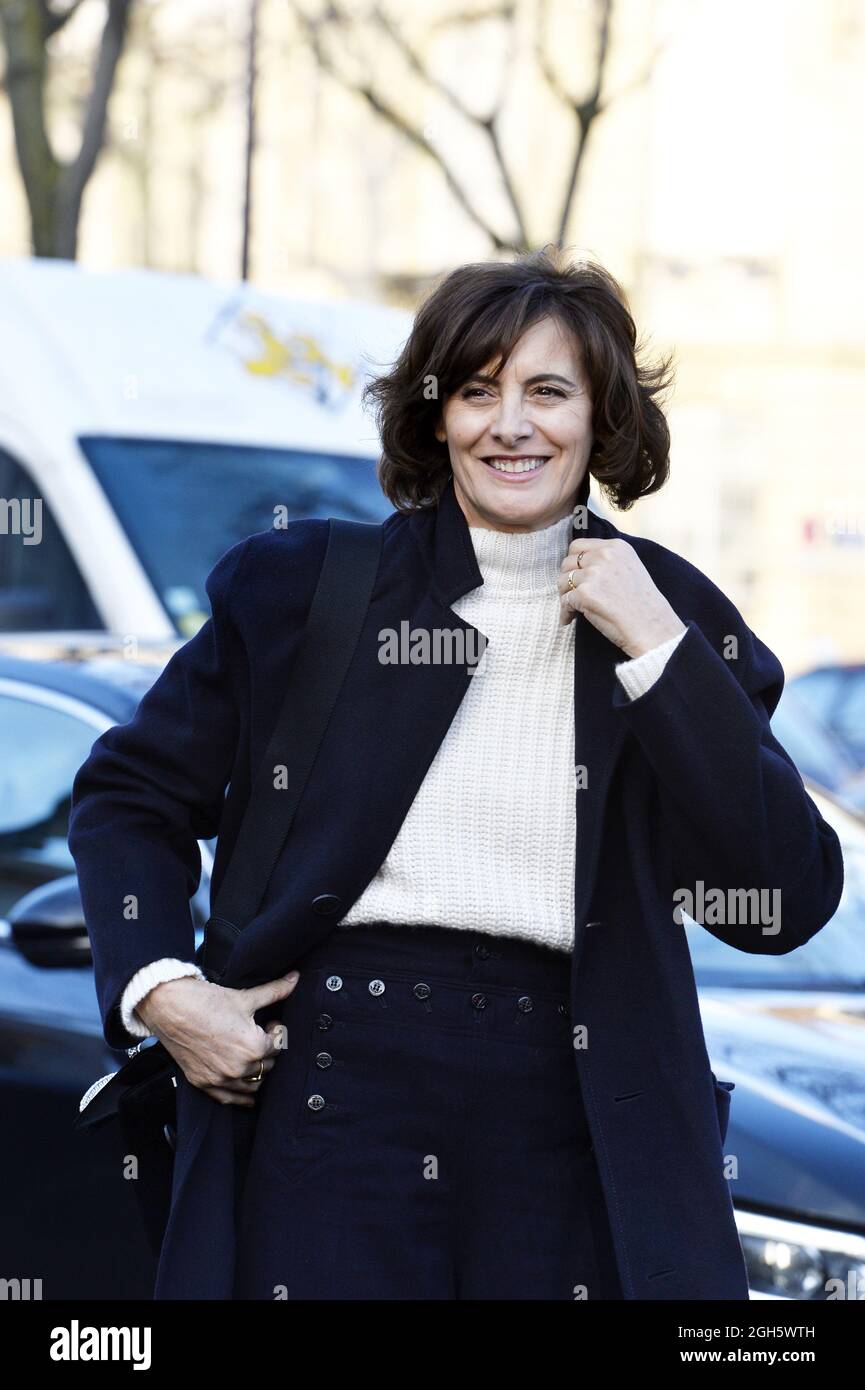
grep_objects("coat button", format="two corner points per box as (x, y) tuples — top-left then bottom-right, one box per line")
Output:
(471, 993), (487, 1010)
(312, 894), (342, 915)
(557, 1002), (569, 1017)
(307, 1094), (326, 1111)
(325, 975), (343, 992)
(517, 995), (533, 1013)
(413, 982), (431, 1000)
(584, 920), (603, 930)
(368, 979), (386, 996)
(474, 942), (491, 959)
(315, 1051), (332, 1069)
(316, 1013), (333, 1031)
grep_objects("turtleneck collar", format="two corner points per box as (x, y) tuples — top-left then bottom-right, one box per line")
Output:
(466, 512), (575, 597)
(407, 469), (601, 609)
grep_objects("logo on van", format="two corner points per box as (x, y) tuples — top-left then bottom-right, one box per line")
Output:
(210, 305), (357, 410)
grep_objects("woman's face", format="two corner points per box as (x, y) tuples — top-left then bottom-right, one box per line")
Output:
(434, 316), (594, 533)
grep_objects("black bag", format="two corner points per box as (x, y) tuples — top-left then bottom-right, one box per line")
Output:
(74, 517), (383, 1250)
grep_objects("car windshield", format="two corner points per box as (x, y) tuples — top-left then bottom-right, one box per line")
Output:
(687, 841), (865, 988)
(769, 687), (858, 791)
(79, 436), (393, 636)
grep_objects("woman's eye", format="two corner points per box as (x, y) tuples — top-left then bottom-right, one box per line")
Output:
(460, 384), (566, 400)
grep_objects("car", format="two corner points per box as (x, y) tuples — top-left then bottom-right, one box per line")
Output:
(688, 787), (865, 1299)
(769, 683), (865, 821)
(767, 681), (862, 806)
(2, 648), (864, 1299)
(0, 649), (170, 1297)
(787, 664), (865, 775)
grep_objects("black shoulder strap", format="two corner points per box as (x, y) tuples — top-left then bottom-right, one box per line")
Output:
(201, 517), (383, 981)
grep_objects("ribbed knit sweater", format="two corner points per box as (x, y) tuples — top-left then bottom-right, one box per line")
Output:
(119, 513), (685, 1038)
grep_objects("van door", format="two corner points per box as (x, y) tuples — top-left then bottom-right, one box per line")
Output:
(0, 448), (102, 632)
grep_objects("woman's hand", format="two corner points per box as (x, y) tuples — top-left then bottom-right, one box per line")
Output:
(558, 537), (687, 657)
(135, 971), (300, 1107)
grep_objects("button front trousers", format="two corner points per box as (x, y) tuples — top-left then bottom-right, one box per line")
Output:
(233, 922), (623, 1300)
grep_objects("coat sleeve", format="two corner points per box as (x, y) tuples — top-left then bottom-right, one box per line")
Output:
(67, 536), (251, 1049)
(611, 615), (845, 955)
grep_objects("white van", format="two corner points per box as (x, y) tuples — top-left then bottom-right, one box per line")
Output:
(0, 258), (411, 645)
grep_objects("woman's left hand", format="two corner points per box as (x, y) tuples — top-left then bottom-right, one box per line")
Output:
(558, 537), (687, 658)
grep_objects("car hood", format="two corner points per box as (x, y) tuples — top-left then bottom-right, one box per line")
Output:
(701, 988), (865, 1231)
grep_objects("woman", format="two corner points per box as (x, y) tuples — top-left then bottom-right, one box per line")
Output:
(68, 248), (845, 1301)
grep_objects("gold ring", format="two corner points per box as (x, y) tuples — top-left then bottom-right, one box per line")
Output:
(576, 551), (586, 569)
(249, 1061), (264, 1084)
(567, 569), (578, 592)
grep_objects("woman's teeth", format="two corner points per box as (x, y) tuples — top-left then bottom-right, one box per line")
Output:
(485, 457), (549, 474)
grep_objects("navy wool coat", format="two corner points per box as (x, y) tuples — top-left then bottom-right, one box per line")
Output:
(68, 472), (845, 1301)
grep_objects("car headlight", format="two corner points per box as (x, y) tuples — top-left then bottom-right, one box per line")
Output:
(736, 1209), (865, 1299)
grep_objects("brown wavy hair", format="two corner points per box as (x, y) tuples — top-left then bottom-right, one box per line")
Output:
(363, 246), (675, 513)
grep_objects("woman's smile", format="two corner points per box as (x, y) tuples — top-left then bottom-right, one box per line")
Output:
(481, 454), (553, 479)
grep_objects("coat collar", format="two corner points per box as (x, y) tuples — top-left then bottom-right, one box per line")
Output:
(408, 468), (611, 607)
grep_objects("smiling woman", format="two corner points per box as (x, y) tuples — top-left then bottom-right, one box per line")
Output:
(67, 244), (844, 1302)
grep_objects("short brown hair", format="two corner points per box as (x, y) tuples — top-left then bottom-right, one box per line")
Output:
(363, 246), (674, 512)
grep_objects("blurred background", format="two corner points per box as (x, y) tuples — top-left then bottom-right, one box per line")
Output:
(3, 0), (864, 666)
(1, 0), (864, 1302)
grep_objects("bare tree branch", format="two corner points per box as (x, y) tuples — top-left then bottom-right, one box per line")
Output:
(291, 1), (511, 248)
(292, 0), (652, 254)
(0, 0), (60, 251)
(430, 2), (514, 31)
(372, 1), (527, 246)
(39, 0), (85, 39)
(553, 0), (613, 245)
(360, 82), (509, 249)
(55, 0), (132, 254)
(481, 111), (526, 248)
(371, 3), (476, 125)
(0, 0), (133, 255)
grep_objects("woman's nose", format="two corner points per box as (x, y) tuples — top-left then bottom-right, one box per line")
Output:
(490, 402), (532, 444)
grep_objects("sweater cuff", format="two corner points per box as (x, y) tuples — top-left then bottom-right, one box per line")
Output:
(614, 627), (688, 702)
(119, 958), (207, 1040)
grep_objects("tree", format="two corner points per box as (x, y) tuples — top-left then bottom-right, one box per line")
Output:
(288, 0), (659, 255)
(0, 0), (133, 257)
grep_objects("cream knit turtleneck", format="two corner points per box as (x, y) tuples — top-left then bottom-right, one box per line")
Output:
(340, 511), (580, 948)
(118, 514), (685, 1037)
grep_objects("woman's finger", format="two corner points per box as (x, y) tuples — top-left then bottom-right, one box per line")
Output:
(556, 558), (589, 592)
(201, 1085), (256, 1107)
(263, 1019), (289, 1053)
(219, 1057), (277, 1091)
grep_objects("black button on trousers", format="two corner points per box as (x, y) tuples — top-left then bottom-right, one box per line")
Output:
(233, 921), (623, 1300)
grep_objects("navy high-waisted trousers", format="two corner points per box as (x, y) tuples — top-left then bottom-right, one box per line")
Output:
(232, 921), (623, 1300)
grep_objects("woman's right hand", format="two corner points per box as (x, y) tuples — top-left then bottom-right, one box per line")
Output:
(135, 971), (301, 1106)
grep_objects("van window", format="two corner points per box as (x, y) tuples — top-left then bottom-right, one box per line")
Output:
(79, 436), (391, 636)
(0, 450), (102, 631)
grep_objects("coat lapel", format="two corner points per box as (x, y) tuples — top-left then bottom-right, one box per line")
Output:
(570, 500), (632, 943)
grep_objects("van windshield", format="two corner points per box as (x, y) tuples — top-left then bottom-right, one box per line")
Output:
(79, 436), (392, 636)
